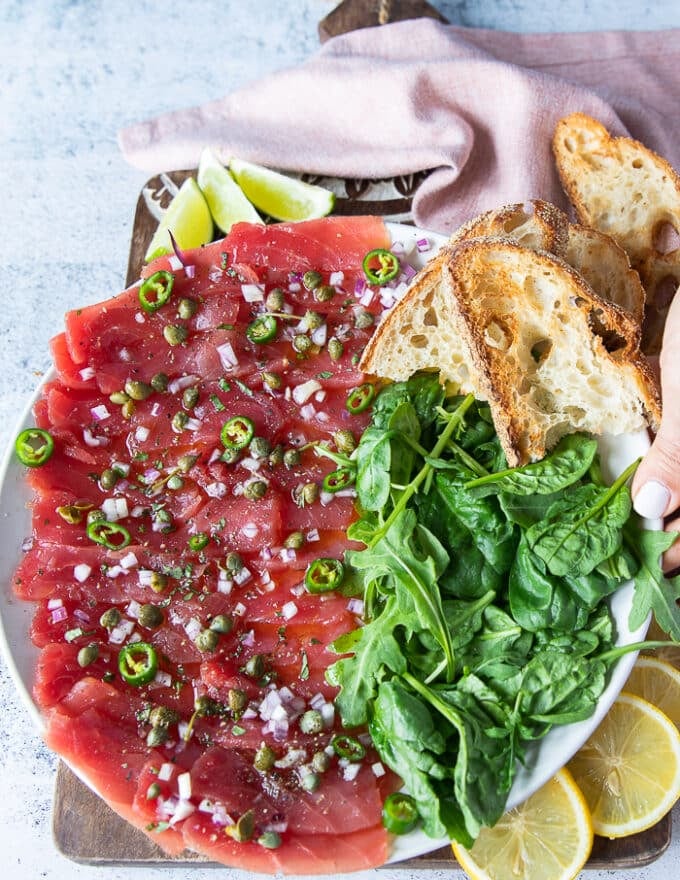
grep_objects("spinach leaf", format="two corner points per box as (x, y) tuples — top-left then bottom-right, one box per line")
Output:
(354, 426), (392, 512)
(498, 489), (564, 529)
(371, 373), (444, 431)
(526, 462), (635, 577)
(464, 434), (598, 497)
(626, 526), (680, 640)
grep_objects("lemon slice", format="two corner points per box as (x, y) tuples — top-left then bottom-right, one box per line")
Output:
(197, 147), (263, 233)
(145, 177), (214, 262)
(643, 615), (680, 669)
(624, 656), (680, 729)
(229, 158), (335, 222)
(452, 769), (593, 880)
(567, 692), (680, 838)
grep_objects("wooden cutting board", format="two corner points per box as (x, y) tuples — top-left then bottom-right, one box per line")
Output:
(51, 0), (674, 870)
(53, 165), (673, 870)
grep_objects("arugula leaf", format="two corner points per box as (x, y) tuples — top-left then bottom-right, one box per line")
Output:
(354, 426), (392, 512)
(464, 434), (598, 497)
(626, 526), (680, 640)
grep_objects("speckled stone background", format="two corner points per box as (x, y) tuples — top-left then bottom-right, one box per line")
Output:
(1, 2), (679, 878)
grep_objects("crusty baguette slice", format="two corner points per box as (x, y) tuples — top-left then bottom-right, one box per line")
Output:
(450, 199), (645, 324)
(361, 239), (661, 466)
(553, 112), (680, 351)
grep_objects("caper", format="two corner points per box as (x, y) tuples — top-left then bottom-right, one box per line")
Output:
(177, 453), (198, 472)
(249, 436), (271, 459)
(194, 695), (221, 716)
(99, 468), (119, 491)
(225, 552), (243, 573)
(177, 297), (198, 320)
(243, 480), (267, 500)
(327, 338), (344, 361)
(268, 444), (284, 467)
(166, 474), (183, 490)
(172, 411), (189, 432)
(77, 644), (99, 668)
(292, 334), (312, 354)
(354, 309), (374, 330)
(188, 532), (209, 552)
(311, 750), (331, 773)
(284, 531), (305, 550)
(99, 607), (121, 629)
(146, 782), (161, 800)
(298, 709), (323, 735)
(150, 372), (169, 392)
(228, 688), (248, 714)
(299, 482), (319, 506)
(230, 809), (255, 842)
(243, 654), (265, 678)
(210, 614), (233, 634)
(313, 284), (335, 303)
(257, 830), (282, 849)
(146, 726), (169, 747)
(121, 399), (136, 419)
(57, 503), (88, 525)
(302, 270), (322, 291)
(300, 772), (320, 792)
(125, 379), (154, 401)
(109, 390), (130, 405)
(164, 324), (188, 346)
(333, 428), (356, 454)
(283, 448), (301, 468)
(148, 572), (168, 593)
(149, 705), (179, 728)
(195, 628), (219, 652)
(138, 603), (164, 629)
(261, 371), (282, 391)
(153, 508), (174, 532)
(303, 310), (323, 331)
(253, 744), (277, 771)
(221, 447), (241, 464)
(182, 386), (199, 410)
(265, 287), (285, 311)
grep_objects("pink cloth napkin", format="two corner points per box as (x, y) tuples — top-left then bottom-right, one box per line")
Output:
(118, 19), (680, 234)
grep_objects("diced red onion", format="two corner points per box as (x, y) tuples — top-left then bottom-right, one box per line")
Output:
(316, 411), (330, 423)
(281, 601), (298, 620)
(275, 748), (307, 769)
(205, 482), (227, 499)
(208, 447), (221, 464)
(151, 670), (172, 688)
(329, 271), (344, 286)
(177, 771), (192, 800)
(185, 417), (202, 432)
(343, 763), (361, 782)
(185, 264), (196, 279)
(168, 254), (184, 272)
(242, 629), (256, 647)
(416, 237), (431, 253)
(359, 289), (374, 307)
(47, 598), (63, 610)
(233, 602), (247, 616)
(105, 564), (123, 580)
(216, 341), (239, 369)
(169, 375), (199, 394)
(135, 425), (150, 442)
(184, 618), (202, 640)
(138, 569), (154, 586)
(134, 312), (146, 324)
(290, 583), (305, 598)
(120, 552), (138, 569)
(83, 427), (109, 448)
(241, 283), (265, 302)
(309, 692), (326, 710)
(300, 403), (316, 420)
(288, 281), (301, 292)
(306, 528), (320, 542)
(347, 598), (365, 615)
(390, 240), (405, 256)
(320, 490), (334, 507)
(311, 324), (327, 346)
(73, 564), (92, 583)
(142, 468), (162, 484)
(241, 522), (259, 539)
(108, 619), (135, 644)
(354, 277), (367, 297)
(73, 608), (91, 623)
(198, 798), (215, 814)
(126, 600), (141, 619)
(403, 262), (417, 279)
(118, 348), (132, 362)
(260, 546), (273, 561)
(91, 404), (110, 422)
(169, 799), (196, 825)
(217, 573), (233, 595)
(293, 379), (321, 405)
(150, 402), (161, 417)
(320, 703), (335, 727)
(280, 547), (296, 563)
(101, 497), (128, 522)
(239, 457), (261, 473)
(50, 606), (68, 624)
(158, 762), (175, 782)
(79, 366), (96, 381)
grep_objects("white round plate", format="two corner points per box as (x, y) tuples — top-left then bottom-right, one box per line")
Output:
(0, 222), (652, 867)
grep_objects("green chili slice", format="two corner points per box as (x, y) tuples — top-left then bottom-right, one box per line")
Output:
(118, 642), (158, 686)
(331, 733), (365, 762)
(246, 315), (278, 344)
(304, 557), (344, 594)
(139, 270), (175, 313)
(362, 248), (400, 286)
(220, 415), (255, 450)
(346, 383), (375, 414)
(382, 793), (420, 835)
(86, 520), (132, 550)
(15, 428), (54, 467)
(322, 467), (355, 493)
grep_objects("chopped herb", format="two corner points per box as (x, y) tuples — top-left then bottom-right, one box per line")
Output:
(300, 650), (310, 681)
(234, 378), (254, 398)
(317, 370), (333, 379)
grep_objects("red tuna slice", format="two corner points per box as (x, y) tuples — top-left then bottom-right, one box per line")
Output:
(188, 492), (283, 553)
(50, 332), (97, 391)
(225, 216), (391, 276)
(34, 642), (111, 709)
(182, 812), (388, 874)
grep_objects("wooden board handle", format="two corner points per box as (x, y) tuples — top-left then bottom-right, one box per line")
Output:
(318, 0), (449, 43)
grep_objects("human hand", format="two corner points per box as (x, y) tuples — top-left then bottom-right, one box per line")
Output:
(632, 290), (680, 572)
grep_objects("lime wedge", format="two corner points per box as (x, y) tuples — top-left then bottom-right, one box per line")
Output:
(197, 148), (263, 234)
(229, 158), (335, 222)
(145, 177), (214, 262)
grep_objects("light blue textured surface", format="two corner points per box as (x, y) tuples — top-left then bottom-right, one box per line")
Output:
(1, 2), (678, 878)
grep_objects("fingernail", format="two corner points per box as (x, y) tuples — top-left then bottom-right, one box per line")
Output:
(633, 480), (671, 519)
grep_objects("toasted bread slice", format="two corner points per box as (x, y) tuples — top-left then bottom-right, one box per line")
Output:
(361, 240), (661, 466)
(553, 112), (680, 350)
(451, 199), (645, 324)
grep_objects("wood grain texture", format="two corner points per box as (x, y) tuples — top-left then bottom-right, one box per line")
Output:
(53, 168), (674, 870)
(318, 0), (448, 42)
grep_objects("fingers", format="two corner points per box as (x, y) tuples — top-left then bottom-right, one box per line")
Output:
(661, 513), (680, 574)
(632, 291), (680, 521)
